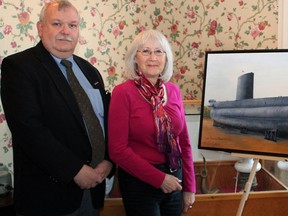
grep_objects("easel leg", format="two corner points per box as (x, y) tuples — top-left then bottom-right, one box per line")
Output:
(236, 158), (260, 216)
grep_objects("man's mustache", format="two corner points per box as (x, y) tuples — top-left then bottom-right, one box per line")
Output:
(56, 35), (73, 42)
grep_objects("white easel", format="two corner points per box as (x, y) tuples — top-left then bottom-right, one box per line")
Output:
(231, 153), (288, 216)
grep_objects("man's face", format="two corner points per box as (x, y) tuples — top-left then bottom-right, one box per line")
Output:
(37, 3), (80, 59)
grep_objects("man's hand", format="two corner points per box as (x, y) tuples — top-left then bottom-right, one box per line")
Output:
(73, 161), (113, 189)
(93, 160), (113, 184)
(73, 164), (99, 189)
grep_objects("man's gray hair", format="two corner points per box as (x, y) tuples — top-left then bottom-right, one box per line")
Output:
(39, 0), (78, 23)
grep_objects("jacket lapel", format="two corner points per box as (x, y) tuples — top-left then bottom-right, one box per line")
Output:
(73, 56), (110, 116)
(33, 42), (86, 131)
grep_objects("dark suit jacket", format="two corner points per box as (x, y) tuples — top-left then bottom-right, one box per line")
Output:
(1, 42), (114, 215)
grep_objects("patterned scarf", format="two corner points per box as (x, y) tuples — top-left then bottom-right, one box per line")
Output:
(134, 71), (181, 170)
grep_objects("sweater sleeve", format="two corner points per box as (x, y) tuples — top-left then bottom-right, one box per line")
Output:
(108, 84), (166, 188)
(174, 84), (196, 192)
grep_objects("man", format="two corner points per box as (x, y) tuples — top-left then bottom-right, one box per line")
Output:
(1, 1), (114, 215)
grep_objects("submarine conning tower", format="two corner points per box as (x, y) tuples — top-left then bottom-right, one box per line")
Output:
(236, 72), (254, 100)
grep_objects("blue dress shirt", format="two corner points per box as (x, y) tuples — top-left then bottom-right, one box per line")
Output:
(52, 55), (105, 135)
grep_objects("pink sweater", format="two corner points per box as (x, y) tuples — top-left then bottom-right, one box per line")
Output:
(108, 80), (196, 192)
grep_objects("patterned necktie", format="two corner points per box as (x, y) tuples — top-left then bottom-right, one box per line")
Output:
(61, 59), (105, 167)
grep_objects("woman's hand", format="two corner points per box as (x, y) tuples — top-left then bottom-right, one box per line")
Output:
(160, 174), (182, 193)
(182, 192), (195, 212)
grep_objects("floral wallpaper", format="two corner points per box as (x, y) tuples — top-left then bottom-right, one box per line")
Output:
(0, 0), (278, 170)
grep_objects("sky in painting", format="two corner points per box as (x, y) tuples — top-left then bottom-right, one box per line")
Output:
(203, 51), (288, 105)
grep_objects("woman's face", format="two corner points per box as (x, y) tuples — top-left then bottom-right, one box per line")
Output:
(135, 39), (166, 84)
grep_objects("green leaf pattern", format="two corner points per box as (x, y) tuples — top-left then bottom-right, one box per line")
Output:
(0, 0), (279, 166)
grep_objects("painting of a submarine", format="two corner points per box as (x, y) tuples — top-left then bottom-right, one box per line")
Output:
(198, 50), (288, 158)
(209, 72), (288, 142)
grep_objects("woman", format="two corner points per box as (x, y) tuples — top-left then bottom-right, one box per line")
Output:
(108, 29), (196, 216)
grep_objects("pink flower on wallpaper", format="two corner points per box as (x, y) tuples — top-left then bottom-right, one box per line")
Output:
(171, 24), (178, 34)
(90, 57), (97, 65)
(0, 0), (3, 6)
(258, 21), (266, 31)
(235, 34), (241, 41)
(138, 26), (146, 33)
(149, 0), (156, 4)
(29, 35), (35, 42)
(180, 66), (186, 74)
(165, 2), (173, 13)
(27, 7), (33, 14)
(251, 27), (260, 39)
(133, 19), (139, 25)
(3, 25), (12, 35)
(0, 113), (6, 123)
(158, 15), (163, 22)
(239, 1), (244, 6)
(112, 26), (121, 38)
(184, 93), (194, 100)
(107, 66), (116, 77)
(187, 8), (195, 19)
(119, 21), (125, 30)
(18, 11), (30, 25)
(100, 42), (108, 53)
(152, 19), (159, 28)
(90, 8), (97, 17)
(215, 39), (222, 47)
(78, 36), (87, 45)
(10, 41), (17, 48)
(129, 2), (137, 14)
(174, 72), (182, 81)
(191, 42), (199, 48)
(227, 13), (233, 21)
(183, 28), (188, 35)
(7, 138), (12, 148)
(191, 48), (199, 59)
(208, 20), (217, 36)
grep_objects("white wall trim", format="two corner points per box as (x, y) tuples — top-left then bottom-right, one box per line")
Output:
(278, 0), (288, 48)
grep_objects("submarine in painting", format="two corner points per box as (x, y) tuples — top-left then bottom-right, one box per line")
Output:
(208, 72), (288, 142)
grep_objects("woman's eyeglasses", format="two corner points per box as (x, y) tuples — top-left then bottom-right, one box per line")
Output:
(137, 49), (166, 56)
